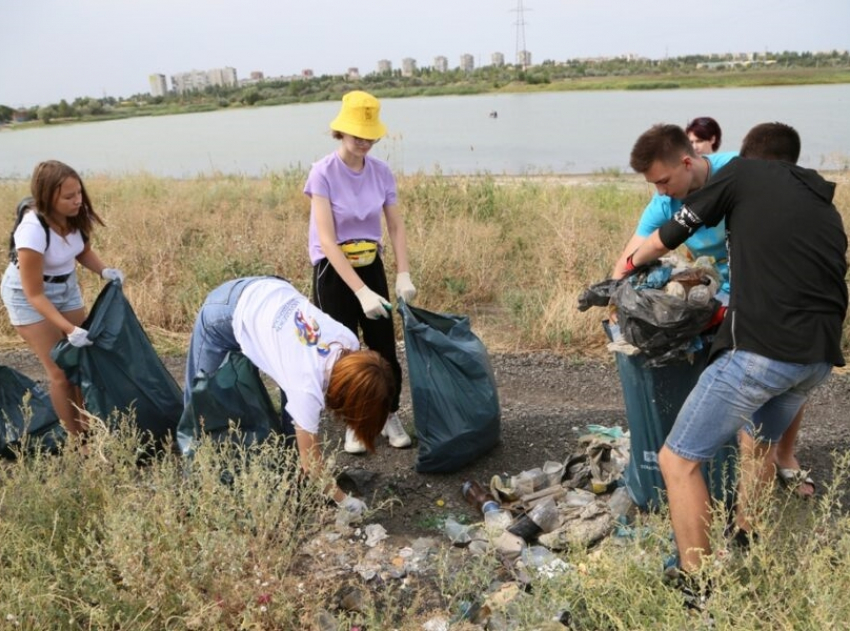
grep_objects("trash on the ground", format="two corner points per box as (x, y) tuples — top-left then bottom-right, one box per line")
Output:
(422, 617), (450, 631)
(585, 424), (625, 439)
(462, 479), (502, 514)
(442, 517), (473, 547)
(363, 524), (388, 547)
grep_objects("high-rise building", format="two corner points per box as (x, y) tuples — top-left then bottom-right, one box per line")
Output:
(517, 50), (532, 68)
(491, 52), (505, 67)
(433, 56), (448, 73)
(460, 54), (475, 72)
(347, 67), (361, 80)
(208, 67), (238, 88)
(401, 58), (417, 77)
(148, 74), (168, 97)
(377, 59), (392, 74)
(170, 67), (237, 94)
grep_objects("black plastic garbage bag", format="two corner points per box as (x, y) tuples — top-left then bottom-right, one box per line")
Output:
(52, 281), (182, 445)
(398, 300), (501, 473)
(611, 281), (718, 362)
(0, 366), (65, 457)
(577, 278), (620, 312)
(178, 351), (283, 455)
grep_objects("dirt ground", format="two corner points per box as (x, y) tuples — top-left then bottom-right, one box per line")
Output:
(3, 344), (849, 538)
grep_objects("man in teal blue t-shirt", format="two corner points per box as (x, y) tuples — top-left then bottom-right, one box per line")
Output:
(612, 141), (736, 292)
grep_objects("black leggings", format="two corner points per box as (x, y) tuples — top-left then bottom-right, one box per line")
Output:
(312, 254), (402, 412)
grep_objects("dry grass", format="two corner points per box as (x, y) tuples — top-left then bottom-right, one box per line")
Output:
(1, 170), (850, 628)
(5, 169), (845, 356)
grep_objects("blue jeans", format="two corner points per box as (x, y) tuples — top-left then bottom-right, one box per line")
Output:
(183, 277), (257, 408)
(184, 276), (296, 440)
(665, 349), (832, 462)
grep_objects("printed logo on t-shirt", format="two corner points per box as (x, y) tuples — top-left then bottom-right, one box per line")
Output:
(273, 297), (300, 331)
(294, 309), (331, 356)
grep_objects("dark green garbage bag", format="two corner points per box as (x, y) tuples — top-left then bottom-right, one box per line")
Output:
(399, 300), (501, 473)
(603, 321), (737, 512)
(0, 366), (66, 457)
(51, 281), (182, 445)
(177, 351), (283, 456)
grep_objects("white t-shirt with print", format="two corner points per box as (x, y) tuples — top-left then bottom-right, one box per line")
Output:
(14, 211), (84, 275)
(231, 278), (360, 434)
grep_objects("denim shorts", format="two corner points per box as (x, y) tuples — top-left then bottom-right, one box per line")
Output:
(1, 263), (84, 326)
(666, 349), (833, 462)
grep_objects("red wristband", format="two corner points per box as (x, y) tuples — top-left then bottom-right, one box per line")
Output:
(624, 254), (637, 274)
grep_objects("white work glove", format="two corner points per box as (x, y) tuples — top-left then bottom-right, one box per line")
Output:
(395, 272), (417, 303)
(355, 286), (392, 319)
(101, 268), (125, 285)
(67, 326), (93, 347)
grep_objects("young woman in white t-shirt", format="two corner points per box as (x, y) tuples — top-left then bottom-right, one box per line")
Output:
(182, 276), (394, 515)
(1, 160), (124, 435)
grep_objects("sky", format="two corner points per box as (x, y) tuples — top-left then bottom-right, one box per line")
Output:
(1, 0), (848, 108)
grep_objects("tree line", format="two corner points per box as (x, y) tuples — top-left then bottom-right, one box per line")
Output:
(2, 50), (848, 126)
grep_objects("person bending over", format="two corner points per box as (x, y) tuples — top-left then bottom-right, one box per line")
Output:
(182, 276), (395, 515)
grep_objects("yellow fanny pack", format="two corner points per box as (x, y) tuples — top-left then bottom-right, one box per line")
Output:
(340, 240), (378, 267)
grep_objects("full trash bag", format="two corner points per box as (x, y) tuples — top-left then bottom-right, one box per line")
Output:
(177, 351), (283, 455)
(0, 366), (65, 457)
(611, 281), (718, 365)
(52, 281), (182, 446)
(398, 300), (501, 473)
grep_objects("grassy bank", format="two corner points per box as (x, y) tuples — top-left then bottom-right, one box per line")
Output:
(2, 170), (849, 356)
(1, 172), (850, 628)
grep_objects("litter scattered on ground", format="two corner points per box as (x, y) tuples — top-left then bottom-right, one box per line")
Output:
(308, 423), (633, 629)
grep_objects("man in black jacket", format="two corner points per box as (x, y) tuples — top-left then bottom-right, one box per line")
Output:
(618, 123), (848, 579)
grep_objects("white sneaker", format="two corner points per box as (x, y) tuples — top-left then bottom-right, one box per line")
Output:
(344, 427), (367, 454)
(381, 413), (412, 449)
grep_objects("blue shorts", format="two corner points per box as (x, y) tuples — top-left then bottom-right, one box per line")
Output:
(1, 264), (84, 326)
(665, 349), (832, 462)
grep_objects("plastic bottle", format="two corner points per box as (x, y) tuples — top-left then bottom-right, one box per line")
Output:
(687, 284), (712, 306)
(461, 480), (501, 514)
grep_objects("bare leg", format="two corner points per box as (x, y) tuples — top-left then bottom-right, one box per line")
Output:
(15, 308), (88, 435)
(774, 406), (813, 497)
(659, 445), (711, 573)
(735, 431), (778, 532)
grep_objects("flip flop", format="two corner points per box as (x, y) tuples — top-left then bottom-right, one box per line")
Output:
(776, 467), (816, 498)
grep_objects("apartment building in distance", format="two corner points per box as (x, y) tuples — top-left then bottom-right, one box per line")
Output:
(377, 59), (392, 74)
(148, 74), (168, 97)
(170, 66), (238, 94)
(491, 52), (505, 67)
(459, 54), (475, 72)
(401, 58), (417, 77)
(433, 56), (448, 73)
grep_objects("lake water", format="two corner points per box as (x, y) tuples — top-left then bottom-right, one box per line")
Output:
(1, 84), (848, 178)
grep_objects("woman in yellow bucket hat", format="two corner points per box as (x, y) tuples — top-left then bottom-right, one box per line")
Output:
(304, 90), (416, 454)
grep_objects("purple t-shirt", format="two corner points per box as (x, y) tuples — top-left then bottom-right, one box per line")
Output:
(304, 152), (398, 265)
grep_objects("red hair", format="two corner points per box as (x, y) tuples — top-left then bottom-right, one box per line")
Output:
(326, 349), (394, 452)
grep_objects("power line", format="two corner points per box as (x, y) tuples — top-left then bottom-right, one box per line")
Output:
(511, 1), (531, 70)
